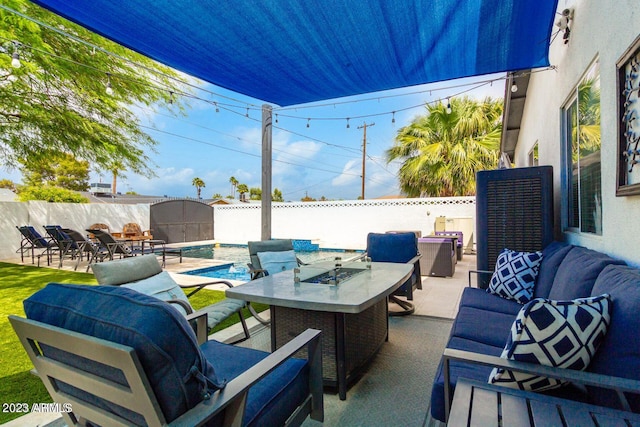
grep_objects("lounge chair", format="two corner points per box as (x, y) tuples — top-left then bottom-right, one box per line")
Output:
(91, 254), (250, 343)
(366, 232), (422, 316)
(15, 225), (55, 266)
(87, 228), (150, 260)
(63, 228), (109, 271)
(44, 225), (79, 268)
(87, 222), (110, 239)
(10, 283), (323, 426)
(247, 239), (306, 324)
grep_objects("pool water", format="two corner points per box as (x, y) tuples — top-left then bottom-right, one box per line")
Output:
(183, 244), (363, 282)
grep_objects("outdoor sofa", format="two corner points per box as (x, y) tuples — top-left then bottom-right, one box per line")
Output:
(430, 241), (640, 422)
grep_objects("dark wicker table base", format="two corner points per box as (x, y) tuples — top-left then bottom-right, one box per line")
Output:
(271, 298), (388, 400)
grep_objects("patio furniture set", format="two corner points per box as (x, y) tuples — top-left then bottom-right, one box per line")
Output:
(430, 241), (640, 424)
(15, 223), (182, 271)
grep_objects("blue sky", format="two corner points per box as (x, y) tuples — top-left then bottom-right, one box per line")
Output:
(3, 73), (506, 201)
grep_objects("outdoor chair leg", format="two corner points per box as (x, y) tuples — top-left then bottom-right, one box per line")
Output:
(228, 311), (251, 345)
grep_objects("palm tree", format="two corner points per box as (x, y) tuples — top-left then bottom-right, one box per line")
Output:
(237, 183), (249, 201)
(386, 96), (502, 197)
(229, 176), (238, 198)
(192, 177), (205, 199)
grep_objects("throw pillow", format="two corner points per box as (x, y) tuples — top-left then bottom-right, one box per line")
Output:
(257, 250), (298, 275)
(123, 271), (192, 316)
(487, 249), (543, 304)
(488, 294), (612, 392)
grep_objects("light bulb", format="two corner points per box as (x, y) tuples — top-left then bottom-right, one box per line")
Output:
(11, 51), (21, 68)
(446, 101), (452, 114)
(105, 82), (114, 96)
(511, 82), (518, 93)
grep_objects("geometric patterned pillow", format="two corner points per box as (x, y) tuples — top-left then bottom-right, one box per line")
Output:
(488, 294), (612, 392)
(487, 249), (543, 304)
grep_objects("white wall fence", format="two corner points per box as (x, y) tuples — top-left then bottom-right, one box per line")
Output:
(213, 197), (476, 250)
(0, 197), (476, 260)
(0, 201), (149, 260)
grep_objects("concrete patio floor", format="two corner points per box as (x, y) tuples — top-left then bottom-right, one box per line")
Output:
(1, 245), (474, 426)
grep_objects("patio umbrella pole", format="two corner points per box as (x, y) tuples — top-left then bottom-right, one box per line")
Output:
(261, 104), (273, 241)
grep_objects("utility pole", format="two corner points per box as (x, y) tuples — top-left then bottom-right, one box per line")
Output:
(357, 122), (374, 200)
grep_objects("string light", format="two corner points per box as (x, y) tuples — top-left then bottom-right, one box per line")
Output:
(346, 118), (350, 128)
(511, 81), (518, 93)
(446, 98), (452, 114)
(10, 41), (20, 68)
(246, 107), (249, 117)
(105, 72), (114, 95)
(168, 91), (174, 104)
(214, 102), (220, 113)
(275, 114), (278, 123)
(391, 111), (396, 124)
(306, 118), (310, 128)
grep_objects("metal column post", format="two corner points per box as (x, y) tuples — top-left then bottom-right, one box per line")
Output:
(261, 104), (273, 241)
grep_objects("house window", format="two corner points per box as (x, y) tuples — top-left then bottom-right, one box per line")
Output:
(562, 61), (601, 235)
(528, 143), (539, 166)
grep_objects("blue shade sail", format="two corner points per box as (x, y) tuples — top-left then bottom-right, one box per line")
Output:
(29, 0), (558, 106)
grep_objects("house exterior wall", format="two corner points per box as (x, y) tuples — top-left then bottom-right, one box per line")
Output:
(513, 0), (640, 266)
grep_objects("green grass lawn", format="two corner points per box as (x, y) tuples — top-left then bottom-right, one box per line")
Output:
(0, 262), (267, 424)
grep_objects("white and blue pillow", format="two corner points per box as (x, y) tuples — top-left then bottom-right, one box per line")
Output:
(488, 294), (611, 391)
(487, 249), (543, 304)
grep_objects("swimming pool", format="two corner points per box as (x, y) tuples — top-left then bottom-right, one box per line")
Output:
(183, 244), (363, 282)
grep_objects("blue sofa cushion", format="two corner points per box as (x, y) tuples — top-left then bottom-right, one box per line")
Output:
(548, 247), (624, 300)
(488, 294), (611, 392)
(589, 265), (640, 411)
(450, 306), (517, 348)
(487, 249), (542, 304)
(430, 337), (504, 422)
(534, 242), (573, 298)
(459, 287), (523, 316)
(23, 283), (225, 424)
(200, 340), (309, 427)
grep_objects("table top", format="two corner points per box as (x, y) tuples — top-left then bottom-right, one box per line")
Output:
(226, 261), (412, 314)
(448, 378), (640, 426)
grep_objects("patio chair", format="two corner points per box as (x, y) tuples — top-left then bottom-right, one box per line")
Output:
(44, 225), (79, 268)
(87, 228), (150, 260)
(9, 283), (323, 427)
(122, 222), (153, 239)
(15, 225), (55, 266)
(87, 222), (110, 239)
(247, 239), (306, 324)
(91, 254), (251, 343)
(366, 232), (422, 316)
(63, 228), (109, 271)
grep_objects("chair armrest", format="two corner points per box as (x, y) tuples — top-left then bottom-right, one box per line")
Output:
(467, 269), (493, 287)
(247, 264), (268, 280)
(169, 328), (323, 427)
(442, 348), (640, 421)
(185, 311), (208, 345)
(179, 279), (235, 297)
(167, 299), (194, 315)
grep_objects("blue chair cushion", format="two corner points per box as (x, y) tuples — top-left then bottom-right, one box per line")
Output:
(367, 232), (419, 295)
(24, 283), (225, 424)
(589, 265), (640, 411)
(367, 232), (417, 264)
(200, 340), (309, 427)
(488, 294), (611, 392)
(487, 249), (543, 304)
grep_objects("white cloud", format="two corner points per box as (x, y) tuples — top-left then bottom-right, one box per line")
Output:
(332, 159), (360, 186)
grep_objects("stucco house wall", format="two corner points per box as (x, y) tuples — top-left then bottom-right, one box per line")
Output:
(513, 0), (640, 265)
